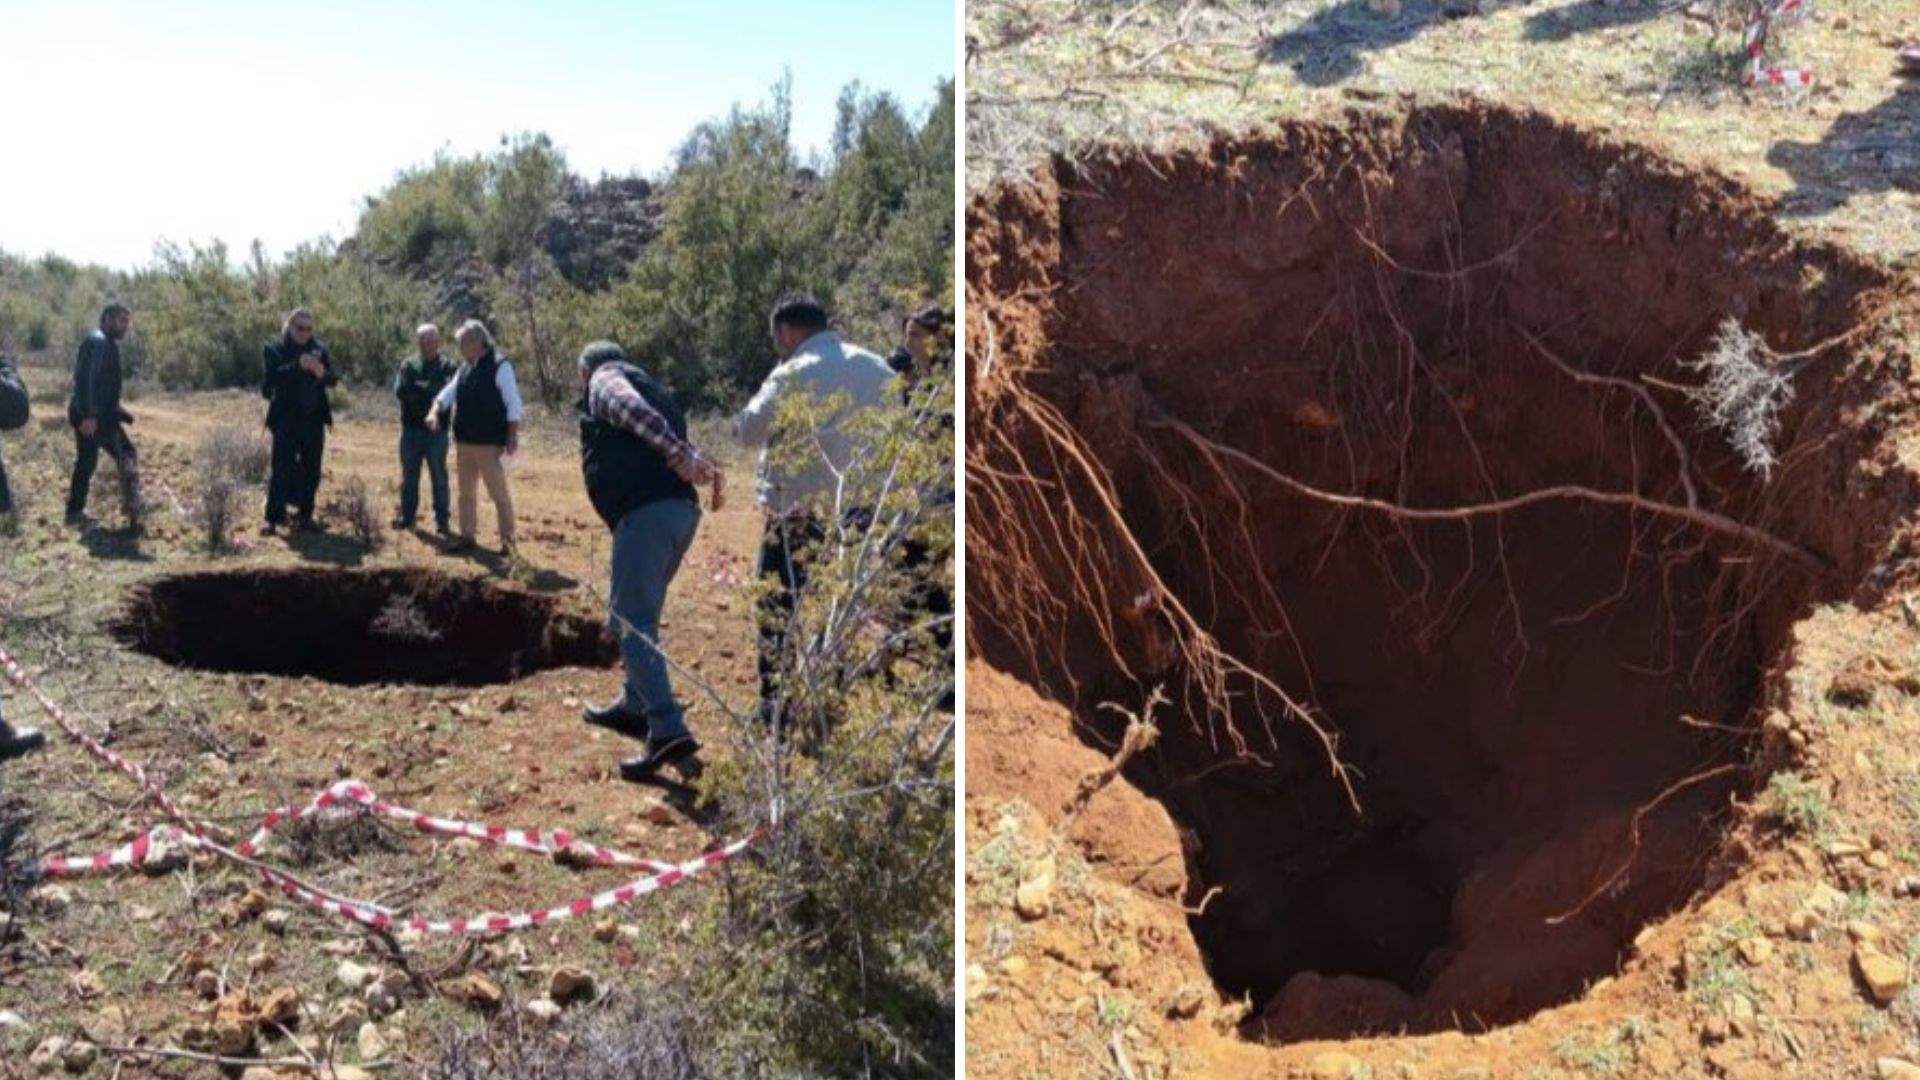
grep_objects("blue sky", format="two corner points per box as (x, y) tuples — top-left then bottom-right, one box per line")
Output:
(0, 0), (955, 269)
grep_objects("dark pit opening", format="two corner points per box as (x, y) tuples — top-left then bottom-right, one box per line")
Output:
(968, 105), (1897, 1040)
(111, 569), (617, 686)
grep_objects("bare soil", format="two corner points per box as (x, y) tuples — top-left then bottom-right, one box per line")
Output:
(0, 388), (763, 1076)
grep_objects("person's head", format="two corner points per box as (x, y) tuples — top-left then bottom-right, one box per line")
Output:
(454, 319), (494, 362)
(100, 302), (133, 341)
(769, 292), (829, 359)
(415, 323), (442, 359)
(902, 305), (947, 369)
(284, 308), (316, 348)
(577, 340), (626, 386)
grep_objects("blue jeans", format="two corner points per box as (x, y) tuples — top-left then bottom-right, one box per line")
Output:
(398, 427), (450, 526)
(610, 498), (701, 742)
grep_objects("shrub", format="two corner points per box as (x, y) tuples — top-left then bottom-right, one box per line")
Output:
(326, 475), (386, 551)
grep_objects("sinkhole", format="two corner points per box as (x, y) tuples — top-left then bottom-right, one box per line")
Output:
(111, 568), (617, 687)
(966, 103), (1901, 1040)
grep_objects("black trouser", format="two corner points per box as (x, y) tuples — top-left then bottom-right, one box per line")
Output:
(266, 422), (326, 525)
(757, 512), (826, 714)
(67, 423), (139, 520)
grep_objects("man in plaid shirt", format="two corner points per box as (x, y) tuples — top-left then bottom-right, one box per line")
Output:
(575, 341), (723, 782)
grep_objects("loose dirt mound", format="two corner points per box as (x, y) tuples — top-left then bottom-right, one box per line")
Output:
(967, 101), (1920, 1073)
(110, 568), (617, 686)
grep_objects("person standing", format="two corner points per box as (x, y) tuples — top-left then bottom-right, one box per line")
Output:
(574, 342), (724, 781)
(426, 320), (522, 554)
(65, 302), (142, 530)
(0, 348), (25, 520)
(735, 292), (896, 719)
(0, 348), (39, 760)
(260, 308), (337, 534)
(391, 323), (455, 533)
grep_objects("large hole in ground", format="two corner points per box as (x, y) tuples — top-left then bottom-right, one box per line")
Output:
(968, 104), (1900, 1040)
(112, 569), (617, 686)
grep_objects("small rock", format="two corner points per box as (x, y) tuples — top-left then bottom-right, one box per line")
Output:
(1869, 850), (1894, 870)
(1725, 994), (1756, 1036)
(1856, 946), (1909, 1004)
(225, 888), (269, 924)
(0, 1009), (28, 1032)
(335, 960), (375, 992)
(1167, 982), (1206, 1019)
(1786, 910), (1818, 940)
(1898, 876), (1920, 898)
(1014, 859), (1056, 920)
(356, 1022), (388, 1060)
(70, 970), (103, 1000)
(262, 909), (290, 935)
(1878, 1059), (1920, 1080)
(38, 886), (73, 911)
(1308, 1051), (1367, 1079)
(1000, 956), (1029, 978)
(60, 1040), (97, 1073)
(525, 998), (563, 1023)
(1702, 1015), (1731, 1043)
(259, 986), (301, 1027)
(1850, 920), (1887, 946)
(444, 973), (503, 1011)
(30, 1037), (67, 1074)
(641, 801), (675, 826)
(592, 916), (619, 943)
(548, 966), (596, 1005)
(1737, 936), (1773, 965)
(193, 969), (222, 999)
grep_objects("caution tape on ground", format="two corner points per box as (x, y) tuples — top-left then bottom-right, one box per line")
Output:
(1744, 0), (1813, 88)
(0, 641), (765, 935)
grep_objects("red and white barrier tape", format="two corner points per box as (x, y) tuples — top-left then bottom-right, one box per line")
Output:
(1744, 0), (1813, 88)
(1, 641), (766, 935)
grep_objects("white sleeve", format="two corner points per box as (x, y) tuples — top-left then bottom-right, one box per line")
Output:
(497, 361), (524, 423)
(434, 369), (461, 411)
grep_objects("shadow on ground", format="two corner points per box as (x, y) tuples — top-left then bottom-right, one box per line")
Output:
(1768, 85), (1920, 216)
(81, 525), (151, 563)
(1522, 0), (1662, 43)
(1264, 0), (1540, 86)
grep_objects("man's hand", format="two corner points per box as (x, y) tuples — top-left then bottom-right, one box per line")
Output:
(300, 354), (325, 377)
(78, 417), (97, 437)
(424, 410), (440, 432)
(505, 436), (520, 459)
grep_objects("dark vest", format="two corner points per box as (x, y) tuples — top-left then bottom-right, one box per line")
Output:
(452, 351), (509, 446)
(579, 362), (696, 529)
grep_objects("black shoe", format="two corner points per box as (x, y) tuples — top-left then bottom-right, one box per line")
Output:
(435, 521), (452, 536)
(0, 726), (46, 762)
(618, 734), (700, 783)
(391, 517), (413, 530)
(583, 701), (649, 740)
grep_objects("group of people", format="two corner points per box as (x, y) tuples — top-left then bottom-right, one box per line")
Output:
(0, 292), (952, 782)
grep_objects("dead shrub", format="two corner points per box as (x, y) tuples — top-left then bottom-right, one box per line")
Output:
(326, 475), (386, 550)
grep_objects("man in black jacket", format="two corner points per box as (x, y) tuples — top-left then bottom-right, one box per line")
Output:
(65, 302), (142, 529)
(1, 352), (44, 760)
(575, 341), (723, 782)
(260, 308), (338, 533)
(392, 323), (455, 533)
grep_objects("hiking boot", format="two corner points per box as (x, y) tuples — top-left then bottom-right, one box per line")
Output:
(618, 734), (700, 783)
(0, 726), (46, 762)
(583, 701), (649, 740)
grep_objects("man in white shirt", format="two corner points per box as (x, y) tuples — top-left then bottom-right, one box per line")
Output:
(735, 292), (896, 719)
(426, 320), (524, 554)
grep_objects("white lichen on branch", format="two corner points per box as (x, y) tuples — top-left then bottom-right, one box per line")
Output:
(1684, 317), (1795, 481)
